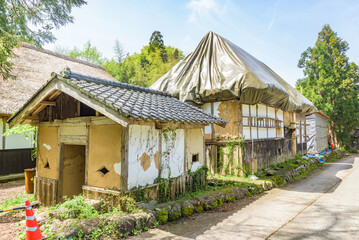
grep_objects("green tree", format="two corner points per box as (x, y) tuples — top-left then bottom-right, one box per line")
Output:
(148, 30), (167, 62)
(56, 41), (104, 65)
(57, 32), (184, 87)
(296, 25), (359, 148)
(0, 0), (86, 79)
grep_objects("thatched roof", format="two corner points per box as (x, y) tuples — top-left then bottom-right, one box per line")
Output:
(0, 43), (115, 115)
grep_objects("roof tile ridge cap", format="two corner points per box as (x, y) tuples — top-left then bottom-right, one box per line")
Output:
(64, 71), (172, 97)
(20, 42), (106, 71)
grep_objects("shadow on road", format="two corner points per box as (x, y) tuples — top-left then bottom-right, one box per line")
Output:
(280, 154), (356, 194)
(131, 155), (358, 240)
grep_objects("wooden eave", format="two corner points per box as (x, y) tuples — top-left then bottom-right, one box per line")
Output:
(8, 76), (130, 128)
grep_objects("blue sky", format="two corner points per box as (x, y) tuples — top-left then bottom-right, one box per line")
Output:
(45, 0), (359, 87)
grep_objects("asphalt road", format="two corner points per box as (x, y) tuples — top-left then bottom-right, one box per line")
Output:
(132, 154), (359, 240)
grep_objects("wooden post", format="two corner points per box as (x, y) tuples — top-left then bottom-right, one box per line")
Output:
(2, 116), (6, 150)
(266, 106), (269, 138)
(210, 144), (217, 174)
(184, 129), (187, 173)
(158, 129), (162, 180)
(304, 118), (307, 153)
(211, 103), (215, 140)
(85, 124), (90, 185)
(249, 105), (252, 139)
(238, 103), (243, 139)
(120, 126), (129, 192)
(256, 104), (259, 139)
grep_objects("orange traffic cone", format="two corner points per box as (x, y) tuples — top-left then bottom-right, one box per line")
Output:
(25, 200), (45, 240)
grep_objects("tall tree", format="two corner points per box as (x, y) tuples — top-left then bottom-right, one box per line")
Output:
(148, 30), (167, 62)
(296, 25), (359, 148)
(0, 0), (86, 79)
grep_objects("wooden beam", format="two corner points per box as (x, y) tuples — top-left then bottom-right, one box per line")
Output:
(238, 103), (243, 139)
(56, 82), (130, 127)
(211, 103), (214, 141)
(2, 116), (6, 150)
(120, 126), (129, 192)
(8, 80), (58, 128)
(40, 101), (56, 106)
(158, 129), (162, 179)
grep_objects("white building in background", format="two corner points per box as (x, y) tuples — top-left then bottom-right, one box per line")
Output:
(306, 112), (330, 154)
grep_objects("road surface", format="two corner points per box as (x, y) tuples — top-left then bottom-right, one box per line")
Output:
(132, 154), (359, 240)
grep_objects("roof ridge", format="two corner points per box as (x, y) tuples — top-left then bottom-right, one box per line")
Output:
(21, 42), (106, 71)
(60, 68), (172, 97)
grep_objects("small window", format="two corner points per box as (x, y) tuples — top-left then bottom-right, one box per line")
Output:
(278, 148), (282, 155)
(44, 161), (50, 169)
(98, 167), (109, 176)
(192, 154), (199, 163)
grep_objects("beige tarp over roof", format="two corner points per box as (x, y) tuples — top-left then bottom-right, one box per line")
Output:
(151, 32), (316, 114)
(0, 43), (115, 115)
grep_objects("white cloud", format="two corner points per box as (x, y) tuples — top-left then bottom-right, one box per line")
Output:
(187, 0), (226, 24)
(266, 0), (280, 33)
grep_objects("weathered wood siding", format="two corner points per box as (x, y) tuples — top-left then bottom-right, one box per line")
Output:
(243, 138), (293, 170)
(0, 148), (35, 175)
(34, 176), (58, 206)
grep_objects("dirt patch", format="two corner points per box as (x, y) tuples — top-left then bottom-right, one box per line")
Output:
(0, 180), (26, 202)
(0, 181), (29, 240)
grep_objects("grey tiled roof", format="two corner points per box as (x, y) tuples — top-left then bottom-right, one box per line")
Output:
(57, 69), (227, 125)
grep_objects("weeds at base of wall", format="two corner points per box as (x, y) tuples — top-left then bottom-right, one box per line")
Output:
(218, 138), (245, 176)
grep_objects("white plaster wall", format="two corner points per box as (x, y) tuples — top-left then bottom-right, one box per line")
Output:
(242, 104), (250, 116)
(268, 129), (276, 138)
(161, 129), (185, 179)
(2, 121), (34, 149)
(243, 127), (251, 140)
(268, 107), (276, 119)
(202, 103), (212, 136)
(0, 119), (3, 149)
(257, 104), (267, 117)
(258, 128), (267, 138)
(213, 102), (221, 117)
(250, 105), (257, 117)
(277, 110), (284, 138)
(252, 127), (258, 139)
(128, 125), (159, 189)
(316, 114), (328, 152)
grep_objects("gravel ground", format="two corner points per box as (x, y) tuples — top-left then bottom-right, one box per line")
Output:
(0, 180), (30, 240)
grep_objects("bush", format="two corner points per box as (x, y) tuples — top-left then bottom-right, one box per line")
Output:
(52, 195), (99, 220)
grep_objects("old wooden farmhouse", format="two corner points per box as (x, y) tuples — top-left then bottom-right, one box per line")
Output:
(8, 68), (226, 205)
(0, 43), (114, 176)
(151, 32), (317, 174)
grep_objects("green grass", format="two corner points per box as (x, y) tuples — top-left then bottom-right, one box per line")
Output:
(0, 192), (34, 211)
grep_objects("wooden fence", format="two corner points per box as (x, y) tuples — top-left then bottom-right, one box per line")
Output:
(83, 170), (207, 205)
(0, 148), (35, 176)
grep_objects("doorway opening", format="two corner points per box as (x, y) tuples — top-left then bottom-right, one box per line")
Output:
(61, 144), (85, 199)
